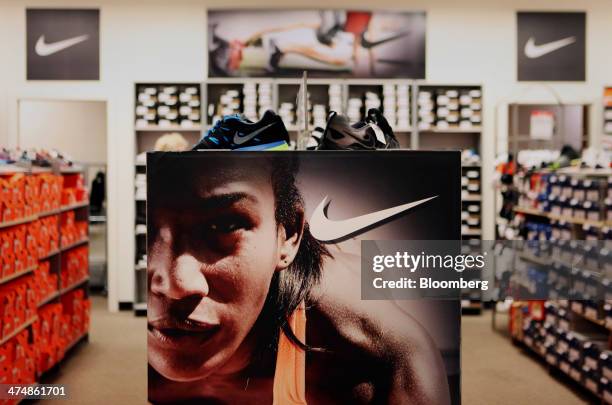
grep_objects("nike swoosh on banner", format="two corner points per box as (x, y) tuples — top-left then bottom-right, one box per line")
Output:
(233, 123), (275, 145)
(35, 34), (90, 57)
(309, 195), (438, 243)
(361, 31), (411, 49)
(524, 36), (576, 59)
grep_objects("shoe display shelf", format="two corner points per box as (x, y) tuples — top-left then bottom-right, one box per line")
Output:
(131, 80), (486, 310)
(0, 164), (91, 397)
(492, 167), (612, 401)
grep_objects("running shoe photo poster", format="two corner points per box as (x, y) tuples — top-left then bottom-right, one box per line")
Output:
(147, 151), (461, 404)
(208, 10), (426, 79)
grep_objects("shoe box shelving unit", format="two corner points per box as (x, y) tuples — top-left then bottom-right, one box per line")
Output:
(132, 80), (485, 311)
(0, 165), (91, 393)
(492, 168), (612, 401)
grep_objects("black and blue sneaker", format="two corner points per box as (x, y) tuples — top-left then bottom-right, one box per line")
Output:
(192, 110), (290, 151)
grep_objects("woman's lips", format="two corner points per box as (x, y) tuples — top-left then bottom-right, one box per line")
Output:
(148, 319), (220, 349)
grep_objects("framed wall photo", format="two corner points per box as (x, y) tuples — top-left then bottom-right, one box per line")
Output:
(26, 9), (100, 80)
(208, 10), (426, 79)
(517, 12), (586, 82)
(147, 151), (461, 404)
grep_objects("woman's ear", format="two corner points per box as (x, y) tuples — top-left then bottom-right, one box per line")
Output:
(276, 209), (305, 271)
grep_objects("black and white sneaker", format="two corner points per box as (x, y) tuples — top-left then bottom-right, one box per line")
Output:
(317, 108), (399, 150)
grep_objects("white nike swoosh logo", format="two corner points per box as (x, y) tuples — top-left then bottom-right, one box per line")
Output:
(524, 36), (576, 59)
(309, 195), (438, 242)
(233, 123), (275, 145)
(35, 34), (90, 57)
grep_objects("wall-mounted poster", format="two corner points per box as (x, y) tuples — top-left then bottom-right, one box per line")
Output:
(208, 10), (426, 79)
(27, 9), (100, 80)
(147, 151), (460, 404)
(517, 12), (586, 81)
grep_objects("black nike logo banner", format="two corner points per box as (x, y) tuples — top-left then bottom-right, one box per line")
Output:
(517, 11), (586, 82)
(27, 9), (100, 80)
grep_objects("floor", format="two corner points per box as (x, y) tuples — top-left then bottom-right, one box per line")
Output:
(42, 296), (147, 404)
(40, 299), (590, 404)
(461, 310), (590, 405)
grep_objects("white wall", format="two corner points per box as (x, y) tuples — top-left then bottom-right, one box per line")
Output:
(19, 100), (107, 163)
(1, 0), (611, 310)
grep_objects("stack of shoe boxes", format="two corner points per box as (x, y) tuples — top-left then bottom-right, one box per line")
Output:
(417, 86), (481, 130)
(136, 84), (201, 129)
(346, 96), (363, 123)
(177, 86), (201, 128)
(242, 83), (274, 122)
(135, 86), (157, 128)
(328, 84), (343, 115)
(0, 166), (91, 390)
(279, 102), (295, 128)
(461, 166), (481, 237)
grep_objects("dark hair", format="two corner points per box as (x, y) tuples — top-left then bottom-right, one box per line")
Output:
(249, 157), (330, 373)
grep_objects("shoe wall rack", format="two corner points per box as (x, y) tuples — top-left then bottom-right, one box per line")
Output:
(132, 79), (484, 314)
(0, 165), (91, 393)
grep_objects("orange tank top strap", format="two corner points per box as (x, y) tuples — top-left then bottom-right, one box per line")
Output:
(272, 301), (307, 405)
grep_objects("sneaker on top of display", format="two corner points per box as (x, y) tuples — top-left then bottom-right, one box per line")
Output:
(317, 108), (400, 150)
(192, 110), (290, 151)
(306, 127), (325, 150)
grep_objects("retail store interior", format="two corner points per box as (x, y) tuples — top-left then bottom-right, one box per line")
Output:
(1, 0), (612, 403)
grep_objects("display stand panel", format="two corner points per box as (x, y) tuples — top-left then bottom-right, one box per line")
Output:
(147, 151), (461, 404)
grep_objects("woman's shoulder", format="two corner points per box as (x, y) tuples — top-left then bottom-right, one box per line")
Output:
(310, 249), (435, 358)
(306, 249), (450, 403)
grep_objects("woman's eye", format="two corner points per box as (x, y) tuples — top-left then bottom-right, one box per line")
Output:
(206, 217), (247, 234)
(210, 221), (238, 233)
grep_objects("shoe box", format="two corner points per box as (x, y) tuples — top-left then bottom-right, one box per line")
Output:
(1, 223), (37, 278)
(461, 166), (481, 234)
(0, 329), (37, 389)
(418, 87), (481, 131)
(0, 173), (26, 222)
(34, 303), (63, 374)
(1, 173), (63, 223)
(59, 211), (87, 248)
(136, 84), (201, 129)
(34, 290), (90, 375)
(1, 216), (61, 280)
(61, 173), (87, 207)
(34, 261), (58, 303)
(0, 275), (37, 341)
(60, 246), (88, 289)
(242, 82), (273, 122)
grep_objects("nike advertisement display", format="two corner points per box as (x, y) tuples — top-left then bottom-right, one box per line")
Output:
(147, 151), (461, 404)
(208, 10), (426, 79)
(517, 11), (586, 81)
(26, 9), (100, 80)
